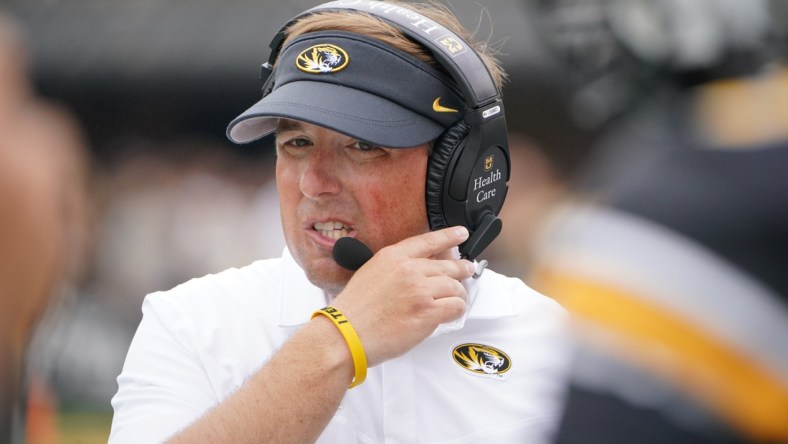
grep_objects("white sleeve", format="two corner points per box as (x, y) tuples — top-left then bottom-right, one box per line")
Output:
(109, 293), (219, 444)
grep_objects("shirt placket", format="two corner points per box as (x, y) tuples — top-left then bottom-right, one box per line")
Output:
(381, 352), (418, 443)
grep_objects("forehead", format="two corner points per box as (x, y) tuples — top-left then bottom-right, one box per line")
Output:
(274, 118), (380, 146)
(274, 117), (433, 154)
(275, 118), (350, 135)
(275, 118), (308, 132)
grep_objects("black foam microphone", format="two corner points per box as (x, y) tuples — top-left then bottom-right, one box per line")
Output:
(333, 234), (488, 278)
(333, 237), (374, 271)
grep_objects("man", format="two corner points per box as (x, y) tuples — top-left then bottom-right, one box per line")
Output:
(110, 2), (569, 442)
(0, 12), (90, 443)
(517, 0), (788, 442)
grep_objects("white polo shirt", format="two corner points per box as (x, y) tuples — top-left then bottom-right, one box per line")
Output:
(110, 249), (570, 443)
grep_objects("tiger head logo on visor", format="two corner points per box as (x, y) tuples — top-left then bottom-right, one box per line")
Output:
(296, 44), (349, 74)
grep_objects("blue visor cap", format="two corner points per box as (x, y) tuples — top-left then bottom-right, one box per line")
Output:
(227, 31), (466, 148)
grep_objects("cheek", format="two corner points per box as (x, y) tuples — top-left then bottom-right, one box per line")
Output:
(275, 161), (300, 228)
(361, 162), (429, 241)
(366, 188), (417, 219)
(276, 157), (302, 199)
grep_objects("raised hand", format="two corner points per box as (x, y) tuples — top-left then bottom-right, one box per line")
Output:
(331, 226), (476, 367)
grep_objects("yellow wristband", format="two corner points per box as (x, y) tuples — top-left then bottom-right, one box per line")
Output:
(311, 306), (367, 388)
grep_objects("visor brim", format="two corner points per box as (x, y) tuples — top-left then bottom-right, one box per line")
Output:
(227, 81), (446, 148)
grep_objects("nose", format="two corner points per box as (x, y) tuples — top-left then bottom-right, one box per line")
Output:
(299, 146), (342, 199)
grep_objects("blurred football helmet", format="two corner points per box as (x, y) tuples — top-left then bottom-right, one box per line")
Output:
(527, 0), (787, 128)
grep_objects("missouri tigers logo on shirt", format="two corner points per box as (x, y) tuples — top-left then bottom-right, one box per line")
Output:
(452, 343), (511, 379)
(296, 44), (349, 74)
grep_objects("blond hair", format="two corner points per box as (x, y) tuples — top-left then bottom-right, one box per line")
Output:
(281, 1), (507, 92)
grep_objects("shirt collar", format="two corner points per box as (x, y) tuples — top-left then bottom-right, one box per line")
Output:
(465, 271), (517, 319)
(278, 248), (516, 328)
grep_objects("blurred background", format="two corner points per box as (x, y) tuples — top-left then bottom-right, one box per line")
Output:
(2, 0), (786, 443)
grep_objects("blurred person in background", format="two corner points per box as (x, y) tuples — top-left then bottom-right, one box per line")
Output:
(110, 1), (570, 443)
(509, 0), (788, 442)
(87, 137), (283, 334)
(0, 11), (91, 444)
(22, 137), (284, 437)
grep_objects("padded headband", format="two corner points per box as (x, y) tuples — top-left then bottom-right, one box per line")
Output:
(268, 0), (501, 109)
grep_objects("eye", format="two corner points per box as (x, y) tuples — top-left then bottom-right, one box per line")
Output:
(347, 141), (388, 160)
(286, 137), (311, 147)
(354, 141), (377, 151)
(276, 135), (312, 157)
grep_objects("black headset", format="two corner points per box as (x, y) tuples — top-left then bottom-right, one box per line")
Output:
(261, 0), (510, 262)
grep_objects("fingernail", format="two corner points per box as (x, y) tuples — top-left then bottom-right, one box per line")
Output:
(454, 226), (469, 240)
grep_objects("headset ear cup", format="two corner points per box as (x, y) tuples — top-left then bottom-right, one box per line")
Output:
(425, 121), (470, 231)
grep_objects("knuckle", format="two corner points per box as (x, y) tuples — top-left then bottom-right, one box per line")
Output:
(376, 244), (397, 259)
(394, 260), (418, 277)
(453, 261), (471, 277)
(421, 233), (440, 250)
(453, 280), (467, 296)
(437, 277), (465, 299)
(444, 297), (467, 319)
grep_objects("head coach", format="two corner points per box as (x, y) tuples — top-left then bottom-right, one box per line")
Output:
(110, 1), (570, 442)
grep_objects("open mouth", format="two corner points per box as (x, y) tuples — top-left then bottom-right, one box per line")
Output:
(313, 221), (353, 240)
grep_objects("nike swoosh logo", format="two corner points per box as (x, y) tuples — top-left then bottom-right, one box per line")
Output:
(433, 97), (459, 113)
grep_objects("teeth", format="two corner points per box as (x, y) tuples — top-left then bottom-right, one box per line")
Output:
(314, 221), (351, 239)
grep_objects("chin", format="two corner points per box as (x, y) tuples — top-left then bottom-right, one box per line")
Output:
(297, 253), (354, 296)
(305, 267), (353, 297)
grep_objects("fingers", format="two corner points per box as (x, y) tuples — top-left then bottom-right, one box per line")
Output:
(415, 257), (475, 281)
(428, 275), (468, 300)
(428, 275), (468, 324)
(396, 226), (469, 259)
(432, 295), (468, 324)
(333, 227), (474, 367)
